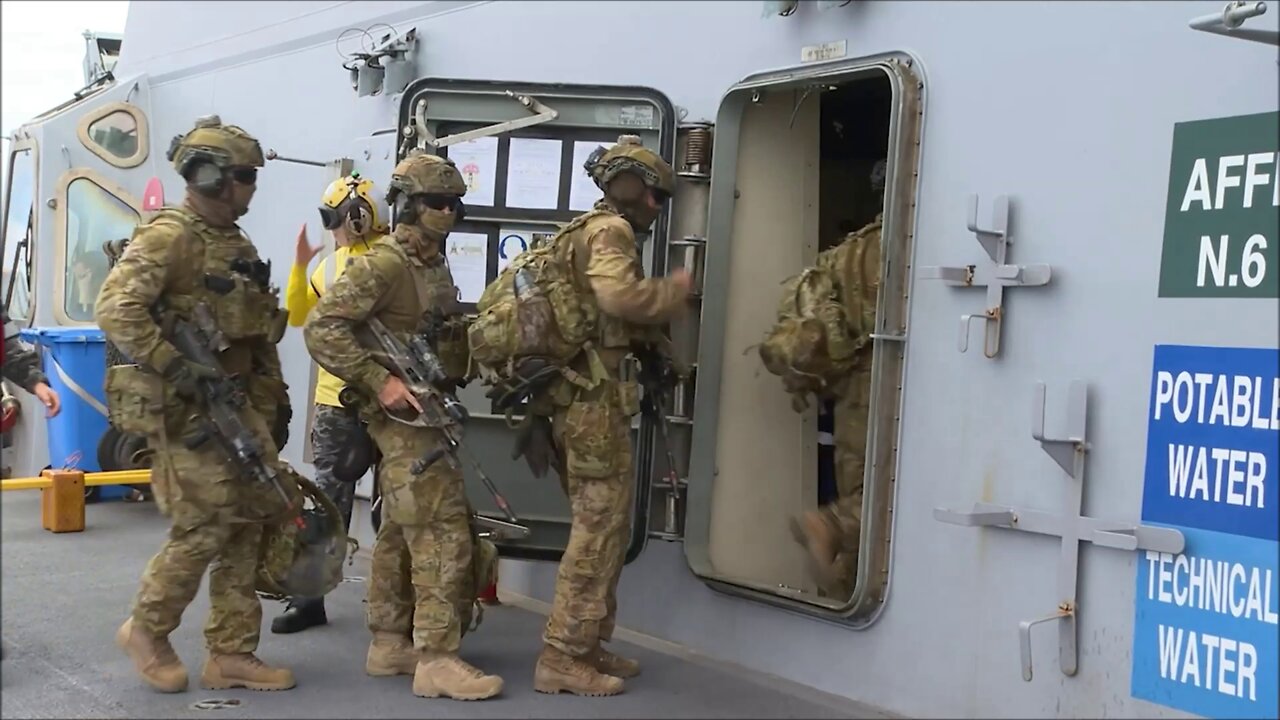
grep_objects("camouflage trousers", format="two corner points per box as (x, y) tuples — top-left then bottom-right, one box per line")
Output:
(820, 366), (871, 599)
(309, 404), (359, 536)
(542, 383), (636, 657)
(365, 417), (473, 654)
(132, 404), (291, 654)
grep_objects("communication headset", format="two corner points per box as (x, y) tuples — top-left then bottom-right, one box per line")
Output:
(319, 175), (380, 239)
(167, 134), (227, 198)
(341, 176), (373, 237)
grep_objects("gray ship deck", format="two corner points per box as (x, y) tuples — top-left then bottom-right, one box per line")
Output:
(1, 491), (884, 719)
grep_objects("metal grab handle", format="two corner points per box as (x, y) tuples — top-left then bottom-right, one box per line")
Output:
(1019, 605), (1073, 682)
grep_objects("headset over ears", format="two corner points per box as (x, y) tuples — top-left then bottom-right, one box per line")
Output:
(166, 115), (266, 198)
(318, 173), (388, 238)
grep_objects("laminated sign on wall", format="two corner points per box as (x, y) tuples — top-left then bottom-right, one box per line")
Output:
(1130, 344), (1279, 719)
(1157, 111), (1278, 298)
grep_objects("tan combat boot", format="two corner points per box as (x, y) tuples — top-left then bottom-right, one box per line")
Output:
(791, 510), (841, 586)
(589, 643), (640, 679)
(534, 644), (625, 696)
(412, 653), (503, 700)
(366, 632), (418, 677)
(200, 652), (296, 691)
(115, 616), (189, 693)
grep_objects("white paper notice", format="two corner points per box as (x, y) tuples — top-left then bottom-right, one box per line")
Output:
(506, 138), (562, 209)
(496, 226), (557, 273)
(445, 232), (489, 304)
(448, 137), (499, 207)
(569, 140), (613, 211)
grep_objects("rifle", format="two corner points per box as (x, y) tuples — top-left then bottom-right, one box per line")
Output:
(635, 345), (684, 516)
(361, 315), (529, 540)
(163, 302), (295, 509)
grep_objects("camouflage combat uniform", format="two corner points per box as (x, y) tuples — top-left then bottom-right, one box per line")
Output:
(2, 310), (49, 391)
(96, 116), (296, 694)
(796, 214), (882, 600)
(531, 137), (687, 697)
(303, 153), (504, 701)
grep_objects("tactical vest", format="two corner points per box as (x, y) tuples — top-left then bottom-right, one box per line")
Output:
(103, 206), (289, 439)
(342, 237), (468, 419)
(467, 206), (639, 412)
(148, 206), (288, 369)
(758, 215), (882, 412)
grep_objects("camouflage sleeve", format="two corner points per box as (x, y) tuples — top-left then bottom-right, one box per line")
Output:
(93, 221), (183, 373)
(585, 220), (686, 325)
(2, 313), (48, 392)
(303, 250), (394, 394)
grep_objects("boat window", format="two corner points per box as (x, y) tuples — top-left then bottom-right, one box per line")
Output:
(62, 177), (139, 321)
(3, 148), (36, 321)
(77, 103), (149, 168)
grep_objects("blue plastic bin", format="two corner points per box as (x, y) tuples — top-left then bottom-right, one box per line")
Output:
(19, 326), (131, 502)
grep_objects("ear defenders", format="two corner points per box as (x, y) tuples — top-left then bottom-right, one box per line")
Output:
(189, 161), (225, 197)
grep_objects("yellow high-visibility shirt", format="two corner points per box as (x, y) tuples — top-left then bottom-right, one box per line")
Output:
(285, 238), (380, 407)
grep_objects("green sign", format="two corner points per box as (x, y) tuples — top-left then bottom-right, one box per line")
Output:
(1157, 111), (1279, 298)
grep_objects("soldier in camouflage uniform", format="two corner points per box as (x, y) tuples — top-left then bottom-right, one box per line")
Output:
(303, 153), (504, 701)
(95, 116), (297, 694)
(792, 159), (887, 600)
(2, 310), (61, 417)
(529, 136), (690, 697)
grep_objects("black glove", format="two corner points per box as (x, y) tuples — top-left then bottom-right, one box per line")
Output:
(162, 357), (220, 399)
(271, 400), (292, 451)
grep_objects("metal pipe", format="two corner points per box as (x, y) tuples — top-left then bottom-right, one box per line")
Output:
(1189, 1), (1267, 30)
(264, 149), (329, 167)
(2, 468), (151, 491)
(1188, 2), (1277, 46)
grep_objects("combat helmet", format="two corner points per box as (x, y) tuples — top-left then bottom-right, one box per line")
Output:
(166, 114), (264, 185)
(385, 152), (468, 224)
(319, 172), (389, 237)
(586, 134), (675, 198)
(256, 464), (355, 600)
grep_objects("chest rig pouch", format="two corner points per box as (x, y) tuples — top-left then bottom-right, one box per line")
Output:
(413, 256), (471, 383)
(146, 208), (288, 347)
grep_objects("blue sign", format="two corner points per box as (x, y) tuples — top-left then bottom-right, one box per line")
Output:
(1132, 345), (1279, 719)
(499, 234), (528, 260)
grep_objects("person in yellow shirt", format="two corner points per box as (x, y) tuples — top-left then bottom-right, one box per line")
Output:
(271, 173), (389, 634)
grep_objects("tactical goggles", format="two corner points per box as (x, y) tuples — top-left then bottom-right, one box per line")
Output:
(228, 167), (258, 185)
(317, 204), (346, 231)
(416, 193), (466, 222)
(650, 187), (671, 205)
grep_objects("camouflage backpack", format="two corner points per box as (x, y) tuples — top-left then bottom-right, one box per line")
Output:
(256, 464), (357, 600)
(466, 210), (609, 413)
(758, 217), (882, 412)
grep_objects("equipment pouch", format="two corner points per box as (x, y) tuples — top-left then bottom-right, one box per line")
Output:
(616, 380), (641, 417)
(435, 318), (472, 382)
(266, 308), (288, 345)
(467, 302), (517, 369)
(208, 275), (279, 340)
(104, 364), (171, 437)
(563, 398), (619, 479)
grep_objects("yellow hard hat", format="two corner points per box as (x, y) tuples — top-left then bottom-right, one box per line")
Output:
(318, 172), (388, 237)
